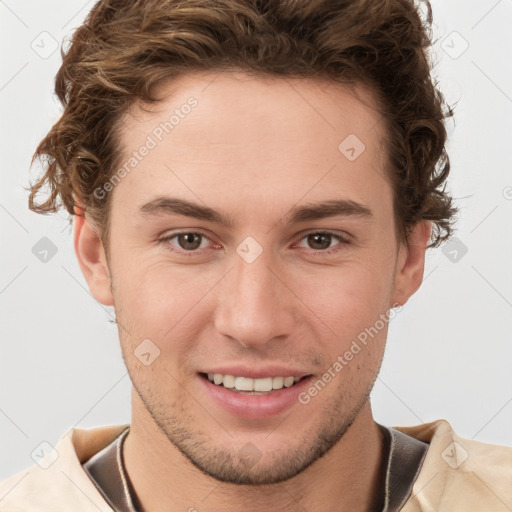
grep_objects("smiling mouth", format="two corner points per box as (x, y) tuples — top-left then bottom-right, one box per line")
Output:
(200, 373), (310, 394)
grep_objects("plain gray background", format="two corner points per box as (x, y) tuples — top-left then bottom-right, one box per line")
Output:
(1, 0), (511, 480)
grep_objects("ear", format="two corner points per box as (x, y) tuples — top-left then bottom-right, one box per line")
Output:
(73, 209), (114, 306)
(391, 220), (432, 308)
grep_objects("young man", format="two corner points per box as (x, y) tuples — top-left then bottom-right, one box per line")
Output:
(1, 0), (511, 510)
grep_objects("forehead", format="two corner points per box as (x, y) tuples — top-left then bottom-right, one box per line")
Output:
(113, 71), (391, 219)
(121, 70), (386, 147)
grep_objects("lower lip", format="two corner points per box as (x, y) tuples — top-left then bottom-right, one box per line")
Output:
(199, 375), (312, 419)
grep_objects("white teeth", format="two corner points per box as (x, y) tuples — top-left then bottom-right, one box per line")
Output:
(235, 376), (253, 391)
(283, 377), (295, 388)
(206, 373), (302, 392)
(272, 376), (284, 389)
(254, 377), (273, 392)
(222, 375), (236, 389)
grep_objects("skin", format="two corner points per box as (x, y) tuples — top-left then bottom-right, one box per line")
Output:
(74, 71), (431, 511)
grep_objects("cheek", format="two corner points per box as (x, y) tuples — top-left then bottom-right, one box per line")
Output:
(111, 260), (217, 354)
(301, 259), (395, 337)
(296, 264), (395, 387)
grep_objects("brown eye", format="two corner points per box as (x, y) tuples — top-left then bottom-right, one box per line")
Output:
(306, 233), (334, 250)
(176, 233), (204, 251)
(296, 231), (350, 255)
(160, 231), (210, 253)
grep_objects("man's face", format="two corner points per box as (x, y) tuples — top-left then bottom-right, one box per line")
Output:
(95, 71), (414, 484)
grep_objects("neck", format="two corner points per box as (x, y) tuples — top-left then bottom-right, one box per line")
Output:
(123, 392), (386, 512)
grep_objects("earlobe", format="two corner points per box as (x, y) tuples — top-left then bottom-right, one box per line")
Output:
(73, 210), (114, 306)
(391, 221), (432, 308)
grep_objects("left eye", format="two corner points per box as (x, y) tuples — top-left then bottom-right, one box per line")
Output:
(296, 232), (345, 251)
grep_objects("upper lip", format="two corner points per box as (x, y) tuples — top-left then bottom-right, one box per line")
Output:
(200, 365), (311, 379)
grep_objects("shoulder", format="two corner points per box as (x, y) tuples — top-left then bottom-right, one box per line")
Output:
(0, 424), (128, 511)
(397, 419), (512, 512)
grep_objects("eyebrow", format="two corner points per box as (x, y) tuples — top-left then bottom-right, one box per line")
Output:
(139, 197), (373, 226)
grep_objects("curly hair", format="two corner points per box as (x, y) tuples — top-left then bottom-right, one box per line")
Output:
(28, 0), (456, 248)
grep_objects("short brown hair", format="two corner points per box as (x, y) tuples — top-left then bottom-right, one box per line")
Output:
(28, 0), (456, 247)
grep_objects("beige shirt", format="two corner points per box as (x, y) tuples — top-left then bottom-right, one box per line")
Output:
(1, 419), (511, 511)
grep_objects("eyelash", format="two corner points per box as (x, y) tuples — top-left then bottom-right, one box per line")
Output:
(158, 230), (350, 257)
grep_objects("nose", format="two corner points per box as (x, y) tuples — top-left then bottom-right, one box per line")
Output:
(213, 249), (295, 349)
